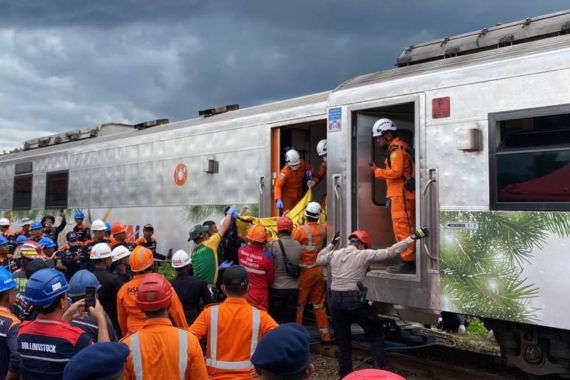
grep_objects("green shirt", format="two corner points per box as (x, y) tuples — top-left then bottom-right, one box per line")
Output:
(191, 233), (221, 285)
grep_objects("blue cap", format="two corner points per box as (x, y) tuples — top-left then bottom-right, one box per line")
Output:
(68, 270), (101, 297)
(0, 236), (8, 246)
(66, 231), (80, 242)
(105, 223), (111, 232)
(31, 221), (42, 230)
(251, 323), (311, 374)
(74, 210), (85, 220)
(63, 342), (130, 380)
(38, 237), (56, 249)
(15, 235), (28, 245)
(0, 267), (16, 292)
(25, 268), (69, 306)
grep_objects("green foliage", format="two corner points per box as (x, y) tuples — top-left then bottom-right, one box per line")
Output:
(440, 211), (570, 323)
(157, 262), (176, 281)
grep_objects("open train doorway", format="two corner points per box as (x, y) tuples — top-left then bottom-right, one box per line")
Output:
(352, 102), (417, 274)
(271, 120), (327, 216)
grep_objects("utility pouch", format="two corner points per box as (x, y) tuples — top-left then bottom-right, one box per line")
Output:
(357, 281), (368, 304)
(278, 240), (300, 278)
(404, 177), (416, 192)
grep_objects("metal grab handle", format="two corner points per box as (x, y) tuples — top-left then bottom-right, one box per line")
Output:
(258, 177), (265, 217)
(332, 174), (342, 236)
(423, 242), (437, 260)
(422, 178), (435, 196)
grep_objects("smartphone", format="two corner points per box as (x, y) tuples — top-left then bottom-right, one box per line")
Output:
(84, 286), (97, 310)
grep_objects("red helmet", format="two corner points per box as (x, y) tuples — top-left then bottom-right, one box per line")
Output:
(20, 241), (42, 259)
(348, 230), (372, 249)
(136, 273), (172, 311)
(110, 222), (127, 236)
(277, 216), (293, 232)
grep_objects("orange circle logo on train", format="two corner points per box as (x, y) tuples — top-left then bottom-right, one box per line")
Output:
(174, 163), (188, 186)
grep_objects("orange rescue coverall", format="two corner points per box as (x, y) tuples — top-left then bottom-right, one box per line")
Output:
(117, 274), (188, 336)
(292, 222), (330, 342)
(190, 297), (278, 380)
(273, 160), (313, 212)
(312, 162), (327, 187)
(374, 137), (416, 262)
(122, 317), (208, 380)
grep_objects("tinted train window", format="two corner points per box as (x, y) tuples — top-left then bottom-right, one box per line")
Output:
(45, 171), (68, 209)
(13, 174), (33, 210)
(491, 111), (570, 210)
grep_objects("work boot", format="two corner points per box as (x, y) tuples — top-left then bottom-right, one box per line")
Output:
(387, 261), (415, 274)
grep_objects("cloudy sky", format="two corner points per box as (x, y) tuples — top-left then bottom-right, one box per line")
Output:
(0, 0), (568, 152)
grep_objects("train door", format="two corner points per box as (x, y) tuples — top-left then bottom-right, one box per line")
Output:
(269, 120), (327, 216)
(349, 95), (440, 312)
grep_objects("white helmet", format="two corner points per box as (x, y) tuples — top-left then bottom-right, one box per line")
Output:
(171, 249), (191, 269)
(372, 118), (397, 137)
(111, 245), (131, 262)
(316, 139), (327, 157)
(285, 149), (301, 167)
(0, 218), (10, 227)
(91, 219), (106, 231)
(90, 243), (112, 260)
(305, 202), (322, 219)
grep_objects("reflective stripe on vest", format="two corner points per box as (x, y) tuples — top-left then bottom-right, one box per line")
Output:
(301, 224), (324, 251)
(207, 305), (261, 371)
(243, 266), (266, 275)
(130, 330), (188, 380)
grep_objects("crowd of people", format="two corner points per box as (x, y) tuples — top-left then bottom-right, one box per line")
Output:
(0, 118), (427, 379)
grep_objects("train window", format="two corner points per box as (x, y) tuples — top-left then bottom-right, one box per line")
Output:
(490, 110), (570, 210)
(13, 174), (33, 210)
(45, 171), (68, 209)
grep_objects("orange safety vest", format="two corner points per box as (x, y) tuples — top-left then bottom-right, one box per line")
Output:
(292, 222), (327, 267)
(190, 297), (278, 379)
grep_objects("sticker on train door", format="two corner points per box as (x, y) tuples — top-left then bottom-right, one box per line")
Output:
(328, 107), (342, 132)
(174, 163), (188, 186)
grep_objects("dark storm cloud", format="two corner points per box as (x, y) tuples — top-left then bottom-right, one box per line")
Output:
(0, 0), (569, 151)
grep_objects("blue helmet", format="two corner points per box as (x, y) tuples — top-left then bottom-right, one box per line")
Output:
(68, 270), (101, 298)
(0, 236), (8, 247)
(38, 237), (57, 249)
(105, 223), (111, 233)
(0, 267), (16, 292)
(74, 210), (85, 220)
(25, 268), (69, 306)
(15, 235), (28, 245)
(31, 221), (43, 230)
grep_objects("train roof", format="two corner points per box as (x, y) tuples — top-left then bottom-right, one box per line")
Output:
(0, 90), (329, 163)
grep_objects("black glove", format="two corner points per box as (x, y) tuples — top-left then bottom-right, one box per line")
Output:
(412, 227), (429, 240)
(331, 232), (341, 246)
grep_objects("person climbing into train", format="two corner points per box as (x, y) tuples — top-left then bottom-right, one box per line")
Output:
(237, 224), (274, 311)
(369, 118), (416, 274)
(315, 227), (428, 377)
(274, 148), (314, 214)
(72, 210), (91, 242)
(307, 139), (327, 189)
(292, 202), (330, 344)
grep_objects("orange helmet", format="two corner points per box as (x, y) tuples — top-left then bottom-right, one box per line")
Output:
(136, 273), (172, 311)
(348, 230), (372, 249)
(130, 246), (154, 272)
(110, 222), (127, 236)
(247, 224), (268, 244)
(277, 216), (293, 232)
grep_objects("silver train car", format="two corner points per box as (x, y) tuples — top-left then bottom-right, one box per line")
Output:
(2, 9), (570, 376)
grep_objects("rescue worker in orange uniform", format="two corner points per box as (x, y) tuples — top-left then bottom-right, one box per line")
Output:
(121, 273), (208, 380)
(109, 222), (135, 251)
(116, 246), (188, 336)
(274, 149), (313, 214)
(307, 139), (327, 189)
(190, 266), (278, 380)
(292, 202), (330, 343)
(369, 118), (416, 274)
(238, 225), (274, 311)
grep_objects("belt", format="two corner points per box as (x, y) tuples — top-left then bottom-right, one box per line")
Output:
(331, 290), (359, 296)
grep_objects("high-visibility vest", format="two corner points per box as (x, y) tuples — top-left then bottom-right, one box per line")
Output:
(129, 329), (188, 380)
(299, 224), (325, 267)
(206, 305), (260, 371)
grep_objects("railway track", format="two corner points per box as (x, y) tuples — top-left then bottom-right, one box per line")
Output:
(311, 340), (525, 380)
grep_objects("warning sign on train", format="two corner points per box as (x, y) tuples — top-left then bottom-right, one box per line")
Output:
(174, 163), (188, 186)
(328, 108), (342, 133)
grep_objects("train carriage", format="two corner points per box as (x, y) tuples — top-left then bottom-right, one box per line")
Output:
(1, 9), (570, 377)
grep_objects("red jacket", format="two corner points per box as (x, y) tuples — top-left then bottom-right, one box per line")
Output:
(238, 244), (274, 311)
